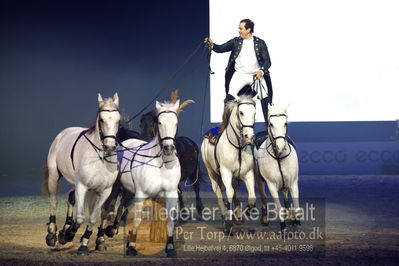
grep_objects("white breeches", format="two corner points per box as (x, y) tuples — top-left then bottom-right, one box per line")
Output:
(229, 72), (268, 100)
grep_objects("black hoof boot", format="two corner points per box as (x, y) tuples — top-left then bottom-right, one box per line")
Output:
(45, 232), (57, 247)
(58, 230), (67, 245)
(294, 219), (301, 226)
(95, 238), (107, 251)
(165, 237), (177, 258)
(64, 221), (79, 243)
(77, 245), (90, 256)
(126, 245), (138, 256)
(104, 225), (116, 238)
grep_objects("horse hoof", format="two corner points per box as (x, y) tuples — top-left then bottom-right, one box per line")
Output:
(45, 232), (57, 247)
(64, 228), (77, 242)
(126, 246), (138, 256)
(58, 230), (67, 245)
(166, 249), (177, 258)
(77, 245), (90, 256)
(104, 226), (115, 238)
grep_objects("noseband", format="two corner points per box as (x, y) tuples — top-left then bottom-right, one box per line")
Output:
(98, 108), (120, 142)
(156, 110), (178, 147)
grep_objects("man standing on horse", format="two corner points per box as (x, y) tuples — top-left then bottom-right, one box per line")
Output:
(205, 18), (273, 127)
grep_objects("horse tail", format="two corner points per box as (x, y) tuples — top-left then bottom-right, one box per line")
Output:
(42, 164), (50, 196)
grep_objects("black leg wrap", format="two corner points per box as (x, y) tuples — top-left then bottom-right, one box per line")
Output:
(97, 227), (105, 237)
(280, 221), (287, 231)
(121, 209), (129, 224)
(49, 215), (56, 224)
(225, 202), (232, 212)
(65, 216), (73, 225)
(83, 227), (93, 239)
(112, 218), (119, 229)
(80, 227), (93, 243)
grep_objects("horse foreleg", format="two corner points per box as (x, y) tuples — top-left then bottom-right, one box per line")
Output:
(289, 181), (301, 226)
(232, 178), (243, 225)
(125, 195), (144, 256)
(45, 164), (60, 247)
(164, 191), (178, 258)
(220, 167), (234, 235)
(267, 183), (285, 232)
(256, 176), (269, 226)
(209, 174), (226, 218)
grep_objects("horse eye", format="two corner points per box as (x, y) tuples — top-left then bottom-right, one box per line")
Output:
(270, 123), (274, 127)
(100, 118), (104, 123)
(239, 111), (243, 116)
(285, 123), (288, 127)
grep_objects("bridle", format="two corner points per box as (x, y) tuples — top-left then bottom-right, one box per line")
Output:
(226, 101), (256, 150)
(155, 110), (178, 149)
(98, 108), (120, 144)
(267, 113), (290, 160)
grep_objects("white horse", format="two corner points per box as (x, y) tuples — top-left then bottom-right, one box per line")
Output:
(201, 95), (256, 234)
(117, 99), (181, 258)
(42, 93), (121, 255)
(254, 106), (301, 232)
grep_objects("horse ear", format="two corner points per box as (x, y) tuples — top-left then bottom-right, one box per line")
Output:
(155, 101), (162, 110)
(113, 92), (119, 106)
(174, 99), (180, 111)
(98, 93), (104, 107)
(285, 103), (291, 113)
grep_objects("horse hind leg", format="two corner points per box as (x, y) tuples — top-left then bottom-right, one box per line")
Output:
(58, 189), (79, 244)
(256, 176), (269, 226)
(43, 163), (60, 247)
(191, 167), (204, 216)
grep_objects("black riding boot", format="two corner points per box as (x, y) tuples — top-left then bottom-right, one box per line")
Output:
(261, 97), (270, 130)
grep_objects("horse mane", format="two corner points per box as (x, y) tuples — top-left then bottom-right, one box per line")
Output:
(220, 95), (255, 132)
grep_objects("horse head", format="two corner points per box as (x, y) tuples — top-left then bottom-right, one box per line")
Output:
(139, 111), (156, 141)
(228, 95), (256, 145)
(97, 93), (121, 155)
(155, 99), (180, 159)
(268, 106), (288, 156)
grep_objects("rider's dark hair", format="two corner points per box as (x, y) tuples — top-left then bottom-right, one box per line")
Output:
(240, 19), (254, 33)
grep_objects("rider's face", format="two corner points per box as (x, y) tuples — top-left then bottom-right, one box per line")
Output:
(238, 22), (251, 39)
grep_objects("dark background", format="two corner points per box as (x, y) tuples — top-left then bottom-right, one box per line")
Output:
(0, 0), (397, 191)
